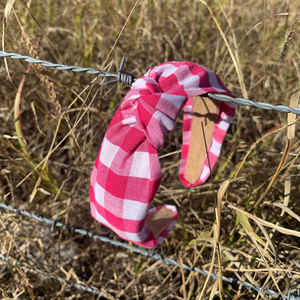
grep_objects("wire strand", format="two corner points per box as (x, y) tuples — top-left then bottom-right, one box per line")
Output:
(0, 202), (299, 299)
(1, 50), (300, 115)
(0, 51), (135, 85)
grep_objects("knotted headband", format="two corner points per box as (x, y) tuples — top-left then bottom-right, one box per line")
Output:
(90, 62), (236, 248)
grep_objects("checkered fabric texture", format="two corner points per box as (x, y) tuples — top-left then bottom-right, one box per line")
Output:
(90, 62), (236, 248)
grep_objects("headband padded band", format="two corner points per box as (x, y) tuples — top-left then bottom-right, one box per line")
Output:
(90, 62), (235, 248)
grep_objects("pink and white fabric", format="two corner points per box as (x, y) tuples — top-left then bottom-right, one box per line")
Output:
(90, 61), (235, 248)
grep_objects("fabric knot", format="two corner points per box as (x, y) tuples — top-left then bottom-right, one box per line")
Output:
(90, 61), (236, 248)
(121, 62), (234, 148)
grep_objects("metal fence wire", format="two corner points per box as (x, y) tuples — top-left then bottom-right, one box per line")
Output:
(1, 202), (300, 299)
(1, 50), (300, 115)
(1, 51), (300, 299)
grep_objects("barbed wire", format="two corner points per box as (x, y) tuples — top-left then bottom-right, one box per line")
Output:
(1, 50), (300, 115)
(1, 202), (300, 299)
(0, 51), (135, 85)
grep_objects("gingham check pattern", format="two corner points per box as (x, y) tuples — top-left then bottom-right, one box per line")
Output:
(90, 62), (236, 248)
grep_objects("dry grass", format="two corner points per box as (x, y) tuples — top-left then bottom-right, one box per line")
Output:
(1, 0), (300, 299)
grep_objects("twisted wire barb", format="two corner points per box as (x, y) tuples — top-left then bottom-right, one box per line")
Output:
(1, 50), (300, 115)
(0, 203), (299, 299)
(0, 51), (135, 85)
(0, 252), (108, 298)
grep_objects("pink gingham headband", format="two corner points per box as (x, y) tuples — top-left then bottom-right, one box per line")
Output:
(90, 61), (236, 248)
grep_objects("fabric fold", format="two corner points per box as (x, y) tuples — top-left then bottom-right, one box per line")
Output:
(90, 61), (236, 248)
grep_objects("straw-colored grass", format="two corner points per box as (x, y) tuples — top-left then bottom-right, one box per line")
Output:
(1, 0), (300, 299)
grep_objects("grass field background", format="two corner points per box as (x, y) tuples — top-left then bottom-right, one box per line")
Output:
(1, 0), (300, 299)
